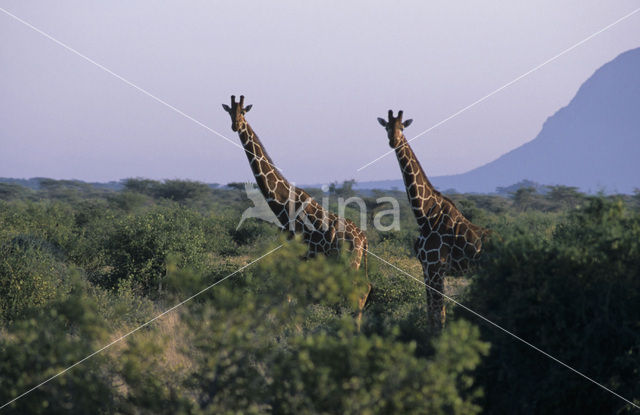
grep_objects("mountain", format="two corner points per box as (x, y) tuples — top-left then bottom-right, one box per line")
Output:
(358, 47), (640, 194)
(435, 47), (640, 193)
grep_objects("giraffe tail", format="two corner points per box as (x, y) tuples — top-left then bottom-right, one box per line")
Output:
(362, 239), (369, 281)
(363, 239), (371, 301)
(356, 239), (371, 332)
(364, 240), (368, 280)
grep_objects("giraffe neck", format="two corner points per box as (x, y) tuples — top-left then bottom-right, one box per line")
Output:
(237, 120), (293, 201)
(393, 134), (441, 228)
(236, 120), (325, 229)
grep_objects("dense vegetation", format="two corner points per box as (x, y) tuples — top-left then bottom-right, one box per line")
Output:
(0, 178), (639, 414)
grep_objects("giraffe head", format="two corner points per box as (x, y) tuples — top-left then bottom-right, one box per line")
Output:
(222, 95), (253, 132)
(377, 110), (413, 148)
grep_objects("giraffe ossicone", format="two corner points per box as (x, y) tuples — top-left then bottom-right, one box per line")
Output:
(379, 109), (488, 331)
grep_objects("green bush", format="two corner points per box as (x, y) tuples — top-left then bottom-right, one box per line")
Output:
(102, 207), (207, 294)
(91, 278), (156, 329)
(0, 274), (115, 415)
(175, 241), (488, 414)
(0, 240), (70, 323)
(0, 201), (76, 256)
(107, 191), (150, 212)
(201, 214), (239, 255)
(152, 180), (212, 202)
(122, 178), (212, 202)
(270, 319), (488, 415)
(231, 218), (279, 248)
(0, 183), (30, 200)
(467, 197), (640, 414)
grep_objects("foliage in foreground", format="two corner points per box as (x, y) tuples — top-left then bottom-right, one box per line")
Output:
(466, 198), (640, 414)
(2, 178), (640, 413)
(174, 241), (489, 414)
(0, 239), (489, 414)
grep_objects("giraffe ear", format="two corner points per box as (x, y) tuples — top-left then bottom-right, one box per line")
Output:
(403, 119), (413, 128)
(244, 104), (253, 112)
(222, 104), (231, 112)
(377, 117), (387, 127)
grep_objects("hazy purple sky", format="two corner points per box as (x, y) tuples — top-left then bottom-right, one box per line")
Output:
(1, 1), (639, 185)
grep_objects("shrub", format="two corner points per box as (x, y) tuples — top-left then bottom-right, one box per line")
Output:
(201, 214), (238, 256)
(176, 241), (488, 414)
(0, 240), (70, 323)
(102, 207), (207, 294)
(268, 319), (488, 415)
(0, 201), (76, 256)
(152, 180), (211, 202)
(0, 274), (115, 414)
(467, 197), (640, 414)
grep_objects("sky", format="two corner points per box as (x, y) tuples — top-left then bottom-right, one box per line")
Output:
(1, 1), (639, 186)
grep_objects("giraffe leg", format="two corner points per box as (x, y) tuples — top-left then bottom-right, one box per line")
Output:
(425, 270), (446, 331)
(350, 243), (369, 332)
(355, 283), (372, 332)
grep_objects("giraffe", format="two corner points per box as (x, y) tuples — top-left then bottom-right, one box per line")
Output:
(223, 95), (371, 327)
(377, 110), (487, 331)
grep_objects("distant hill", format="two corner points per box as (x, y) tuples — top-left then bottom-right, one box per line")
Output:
(357, 47), (640, 194)
(433, 47), (640, 193)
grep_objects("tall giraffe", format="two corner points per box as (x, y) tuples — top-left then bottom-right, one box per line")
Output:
(223, 95), (371, 325)
(377, 110), (487, 330)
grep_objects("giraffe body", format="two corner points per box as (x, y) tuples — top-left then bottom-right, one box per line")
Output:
(224, 96), (370, 325)
(378, 110), (486, 330)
